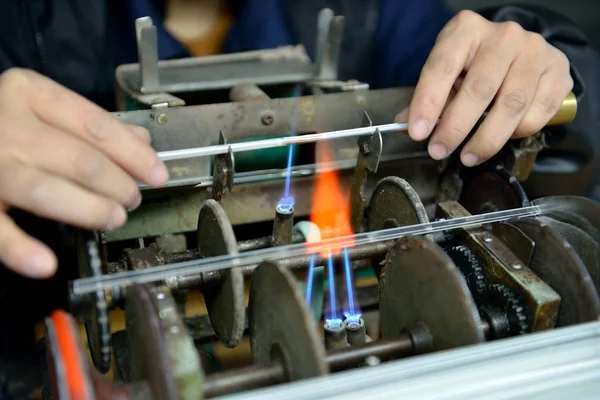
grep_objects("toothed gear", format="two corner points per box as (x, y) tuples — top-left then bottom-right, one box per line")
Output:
(485, 283), (530, 335)
(77, 231), (111, 373)
(445, 245), (487, 300)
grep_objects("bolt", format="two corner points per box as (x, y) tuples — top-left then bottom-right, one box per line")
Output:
(483, 234), (493, 243)
(365, 356), (381, 366)
(156, 293), (165, 300)
(261, 111), (275, 126)
(157, 113), (168, 125)
(512, 263), (522, 270)
(170, 326), (180, 334)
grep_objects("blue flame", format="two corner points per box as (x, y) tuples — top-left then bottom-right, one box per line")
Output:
(305, 254), (316, 307)
(325, 318), (343, 330)
(277, 195), (295, 213)
(342, 248), (360, 317)
(327, 251), (338, 321)
(343, 312), (362, 329)
(281, 85), (301, 205)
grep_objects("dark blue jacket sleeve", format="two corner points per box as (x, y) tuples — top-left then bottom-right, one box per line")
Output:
(370, 0), (454, 88)
(224, 0), (454, 89)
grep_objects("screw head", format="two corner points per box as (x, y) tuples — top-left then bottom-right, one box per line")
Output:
(157, 113), (168, 125)
(483, 234), (493, 243)
(261, 111), (275, 126)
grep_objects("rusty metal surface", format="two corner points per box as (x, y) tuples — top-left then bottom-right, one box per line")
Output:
(367, 177), (430, 278)
(249, 260), (328, 380)
(75, 230), (111, 374)
(271, 206), (294, 247)
(324, 322), (350, 350)
(367, 176), (429, 232)
(532, 196), (600, 292)
(379, 236), (485, 350)
(509, 217), (600, 327)
(437, 201), (560, 332)
(460, 165), (529, 214)
(113, 88), (415, 181)
(197, 200), (245, 348)
(125, 284), (204, 400)
(106, 154), (438, 242)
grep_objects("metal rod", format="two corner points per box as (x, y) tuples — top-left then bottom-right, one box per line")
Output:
(204, 363), (286, 398)
(157, 123), (409, 162)
(204, 335), (415, 398)
(204, 320), (492, 397)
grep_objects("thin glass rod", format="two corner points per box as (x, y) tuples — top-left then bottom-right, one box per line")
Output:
(157, 123), (408, 161)
(72, 205), (542, 295)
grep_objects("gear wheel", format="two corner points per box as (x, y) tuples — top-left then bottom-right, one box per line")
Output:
(484, 283), (530, 335)
(445, 245), (487, 300)
(76, 230), (111, 373)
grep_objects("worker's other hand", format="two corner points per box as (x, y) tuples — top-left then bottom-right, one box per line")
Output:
(0, 68), (169, 279)
(396, 11), (573, 167)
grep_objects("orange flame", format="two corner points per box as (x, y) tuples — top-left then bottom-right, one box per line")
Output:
(308, 143), (354, 255)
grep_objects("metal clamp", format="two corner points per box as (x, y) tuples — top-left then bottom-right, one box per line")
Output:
(350, 111), (383, 232)
(212, 132), (235, 202)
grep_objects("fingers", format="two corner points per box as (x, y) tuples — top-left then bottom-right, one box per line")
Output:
(4, 69), (168, 187)
(428, 25), (521, 161)
(0, 157), (127, 232)
(460, 46), (548, 165)
(513, 49), (573, 138)
(407, 11), (485, 142)
(126, 124), (152, 145)
(4, 120), (142, 210)
(0, 210), (57, 278)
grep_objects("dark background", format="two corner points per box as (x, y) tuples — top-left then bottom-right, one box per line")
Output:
(446, 0), (600, 50)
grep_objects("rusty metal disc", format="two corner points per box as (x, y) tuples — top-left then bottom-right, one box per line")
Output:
(508, 217), (600, 326)
(126, 284), (204, 400)
(460, 164), (529, 214)
(197, 199), (245, 348)
(532, 196), (600, 293)
(367, 176), (429, 231)
(249, 261), (328, 380)
(76, 230), (111, 373)
(379, 236), (486, 350)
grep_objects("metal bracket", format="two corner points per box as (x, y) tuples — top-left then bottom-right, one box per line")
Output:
(350, 111), (383, 232)
(212, 131), (235, 202)
(135, 17), (160, 94)
(315, 8), (344, 82)
(357, 111), (383, 173)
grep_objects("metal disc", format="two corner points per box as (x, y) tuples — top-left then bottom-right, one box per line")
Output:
(76, 230), (111, 373)
(509, 217), (600, 326)
(460, 165), (529, 214)
(126, 284), (204, 400)
(249, 261), (328, 380)
(367, 176), (429, 232)
(197, 199), (245, 348)
(379, 236), (486, 350)
(532, 195), (600, 292)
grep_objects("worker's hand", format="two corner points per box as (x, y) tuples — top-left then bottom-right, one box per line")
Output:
(396, 11), (573, 167)
(0, 68), (169, 279)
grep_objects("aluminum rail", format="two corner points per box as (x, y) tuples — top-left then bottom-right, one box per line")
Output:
(71, 205), (542, 295)
(157, 122), (410, 161)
